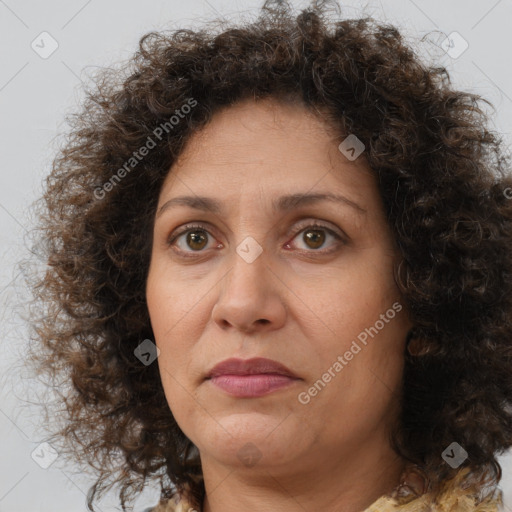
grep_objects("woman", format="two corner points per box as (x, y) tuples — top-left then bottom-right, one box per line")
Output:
(28, 1), (512, 511)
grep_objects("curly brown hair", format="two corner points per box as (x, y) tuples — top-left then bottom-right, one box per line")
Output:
(27, 0), (512, 510)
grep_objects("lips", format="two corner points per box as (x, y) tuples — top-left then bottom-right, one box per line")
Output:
(206, 357), (298, 379)
(206, 357), (300, 397)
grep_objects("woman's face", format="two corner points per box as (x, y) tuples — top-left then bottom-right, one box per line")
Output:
(146, 97), (413, 478)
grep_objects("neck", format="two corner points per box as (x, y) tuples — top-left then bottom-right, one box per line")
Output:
(200, 444), (406, 512)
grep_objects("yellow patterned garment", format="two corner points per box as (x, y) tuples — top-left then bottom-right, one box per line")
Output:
(147, 467), (504, 512)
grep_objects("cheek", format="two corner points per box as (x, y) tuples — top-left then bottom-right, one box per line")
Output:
(147, 296), (196, 378)
(146, 270), (190, 387)
(149, 306), (202, 430)
(300, 324), (406, 437)
(146, 262), (199, 346)
(146, 264), (208, 395)
(311, 262), (401, 340)
(301, 272), (408, 411)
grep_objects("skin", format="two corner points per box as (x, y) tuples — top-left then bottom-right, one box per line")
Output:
(146, 97), (414, 512)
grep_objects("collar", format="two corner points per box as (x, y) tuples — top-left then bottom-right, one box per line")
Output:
(149, 466), (503, 512)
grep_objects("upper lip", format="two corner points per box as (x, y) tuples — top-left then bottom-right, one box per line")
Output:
(207, 357), (299, 379)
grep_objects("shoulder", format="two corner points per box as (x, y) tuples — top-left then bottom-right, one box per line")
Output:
(364, 466), (503, 512)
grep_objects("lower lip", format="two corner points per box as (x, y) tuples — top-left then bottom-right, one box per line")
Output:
(209, 374), (298, 397)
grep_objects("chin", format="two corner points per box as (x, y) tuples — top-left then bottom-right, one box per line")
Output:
(195, 414), (301, 465)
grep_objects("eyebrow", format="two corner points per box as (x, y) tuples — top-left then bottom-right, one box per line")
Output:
(156, 192), (366, 218)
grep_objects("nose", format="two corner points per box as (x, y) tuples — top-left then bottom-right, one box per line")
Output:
(211, 243), (287, 335)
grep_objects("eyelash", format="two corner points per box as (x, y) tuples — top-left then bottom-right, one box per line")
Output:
(167, 221), (345, 257)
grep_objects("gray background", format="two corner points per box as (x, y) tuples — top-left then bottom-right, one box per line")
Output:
(0, 0), (511, 511)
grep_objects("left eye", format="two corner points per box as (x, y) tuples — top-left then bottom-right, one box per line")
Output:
(168, 223), (343, 255)
(289, 225), (343, 252)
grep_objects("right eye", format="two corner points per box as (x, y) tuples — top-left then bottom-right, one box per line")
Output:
(168, 223), (222, 256)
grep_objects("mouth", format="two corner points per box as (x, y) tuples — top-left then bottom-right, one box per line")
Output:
(208, 374), (299, 397)
(206, 357), (301, 398)
(207, 357), (298, 378)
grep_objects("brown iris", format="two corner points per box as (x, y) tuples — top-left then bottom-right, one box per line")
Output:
(303, 228), (326, 249)
(187, 230), (208, 250)
(185, 227), (327, 251)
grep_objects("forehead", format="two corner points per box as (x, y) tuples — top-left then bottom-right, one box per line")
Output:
(158, 97), (375, 209)
(176, 97), (339, 162)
